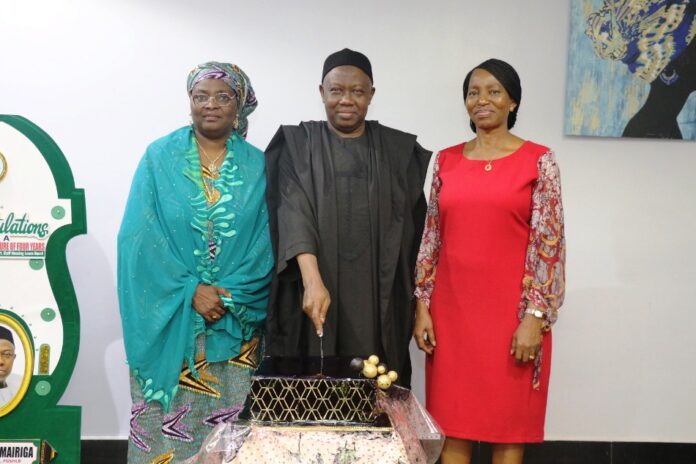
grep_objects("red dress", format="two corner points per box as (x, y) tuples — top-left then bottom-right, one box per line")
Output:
(415, 141), (565, 443)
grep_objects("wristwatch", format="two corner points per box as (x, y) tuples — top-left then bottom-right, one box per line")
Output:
(525, 307), (544, 319)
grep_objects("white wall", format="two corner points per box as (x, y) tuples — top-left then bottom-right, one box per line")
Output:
(1, 0), (695, 442)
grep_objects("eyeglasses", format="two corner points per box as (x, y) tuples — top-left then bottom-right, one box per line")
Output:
(0, 351), (15, 360)
(191, 93), (236, 107)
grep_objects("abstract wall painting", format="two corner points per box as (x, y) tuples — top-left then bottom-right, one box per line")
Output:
(565, 0), (696, 140)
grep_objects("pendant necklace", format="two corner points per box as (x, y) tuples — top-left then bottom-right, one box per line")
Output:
(196, 138), (227, 177)
(483, 148), (494, 172)
(469, 141), (494, 172)
(196, 138), (227, 204)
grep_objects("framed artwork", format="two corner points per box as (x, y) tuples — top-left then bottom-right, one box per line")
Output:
(565, 0), (696, 139)
(0, 315), (33, 416)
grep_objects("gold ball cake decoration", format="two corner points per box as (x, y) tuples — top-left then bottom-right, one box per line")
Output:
(376, 374), (392, 389)
(362, 362), (378, 378)
(350, 355), (399, 391)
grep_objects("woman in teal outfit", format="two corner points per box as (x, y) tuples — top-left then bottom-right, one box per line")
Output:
(118, 62), (273, 463)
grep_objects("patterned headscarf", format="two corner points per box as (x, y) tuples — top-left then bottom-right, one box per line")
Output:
(186, 61), (258, 138)
(585, 0), (696, 83)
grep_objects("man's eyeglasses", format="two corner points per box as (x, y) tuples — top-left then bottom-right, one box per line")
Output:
(191, 93), (236, 107)
(0, 351), (15, 360)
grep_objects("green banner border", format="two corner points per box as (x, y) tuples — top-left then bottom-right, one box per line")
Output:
(0, 115), (86, 463)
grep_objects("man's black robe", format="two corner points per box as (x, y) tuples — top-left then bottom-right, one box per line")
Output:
(264, 120), (431, 386)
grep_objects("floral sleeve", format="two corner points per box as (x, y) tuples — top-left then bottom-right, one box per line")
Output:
(519, 151), (566, 331)
(414, 152), (442, 307)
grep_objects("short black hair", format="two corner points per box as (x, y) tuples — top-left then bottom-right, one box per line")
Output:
(462, 58), (521, 133)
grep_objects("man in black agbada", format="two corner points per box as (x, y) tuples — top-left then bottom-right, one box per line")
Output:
(265, 48), (431, 386)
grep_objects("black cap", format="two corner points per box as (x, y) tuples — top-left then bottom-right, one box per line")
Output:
(322, 48), (373, 83)
(0, 326), (14, 345)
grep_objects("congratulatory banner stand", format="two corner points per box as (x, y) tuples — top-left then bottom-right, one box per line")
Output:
(0, 116), (86, 464)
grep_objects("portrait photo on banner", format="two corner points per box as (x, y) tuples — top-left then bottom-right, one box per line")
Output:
(565, 0), (696, 140)
(0, 316), (32, 415)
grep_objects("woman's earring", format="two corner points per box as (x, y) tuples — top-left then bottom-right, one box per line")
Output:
(233, 117), (239, 130)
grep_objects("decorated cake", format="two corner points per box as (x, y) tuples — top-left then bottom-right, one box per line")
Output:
(189, 356), (445, 464)
(240, 356), (391, 427)
(246, 376), (378, 424)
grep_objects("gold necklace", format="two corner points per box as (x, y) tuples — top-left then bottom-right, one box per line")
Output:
(195, 139), (227, 176)
(467, 141), (494, 172)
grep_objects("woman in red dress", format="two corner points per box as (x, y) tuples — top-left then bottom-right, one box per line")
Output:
(413, 59), (565, 464)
